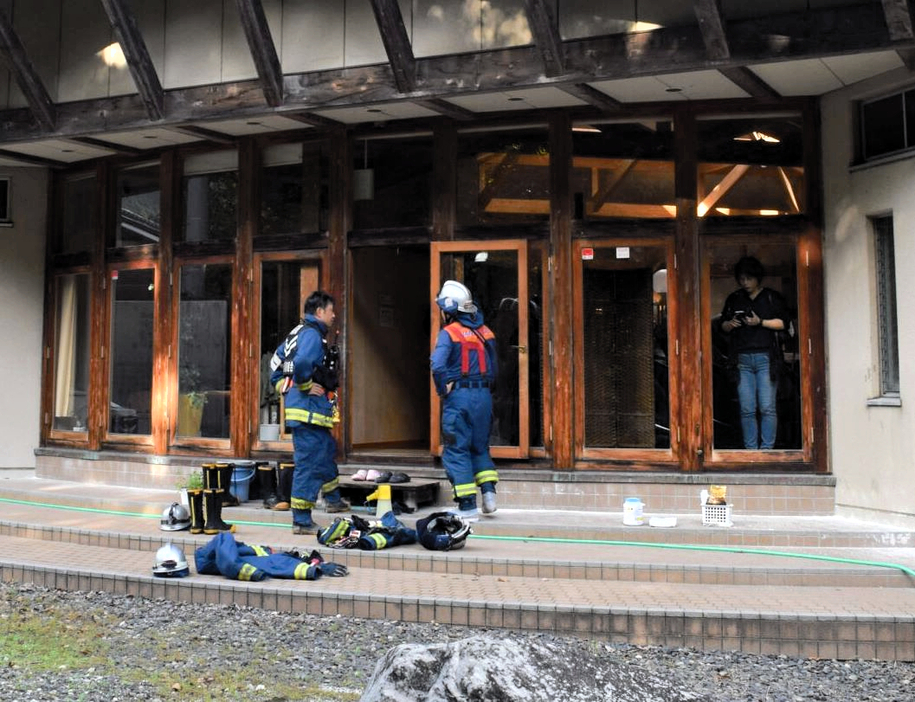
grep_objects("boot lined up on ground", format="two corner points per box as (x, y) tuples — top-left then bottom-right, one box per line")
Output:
(187, 489), (205, 534)
(203, 488), (236, 534)
(274, 462), (293, 511)
(256, 461), (280, 509)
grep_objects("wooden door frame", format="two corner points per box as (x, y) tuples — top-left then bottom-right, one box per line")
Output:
(430, 239), (530, 460)
(571, 236), (681, 465)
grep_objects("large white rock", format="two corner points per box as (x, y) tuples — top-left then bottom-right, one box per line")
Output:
(359, 635), (696, 702)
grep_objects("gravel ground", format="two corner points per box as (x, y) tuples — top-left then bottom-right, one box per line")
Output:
(2, 581), (914, 702)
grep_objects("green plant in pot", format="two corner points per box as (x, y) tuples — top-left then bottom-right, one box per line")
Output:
(178, 363), (208, 436)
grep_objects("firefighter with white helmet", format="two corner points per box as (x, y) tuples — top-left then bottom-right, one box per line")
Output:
(431, 280), (499, 521)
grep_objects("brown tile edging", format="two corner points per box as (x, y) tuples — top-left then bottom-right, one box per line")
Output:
(2, 561), (913, 662)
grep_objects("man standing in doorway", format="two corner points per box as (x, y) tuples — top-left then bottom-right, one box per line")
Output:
(271, 291), (349, 534)
(431, 280), (499, 521)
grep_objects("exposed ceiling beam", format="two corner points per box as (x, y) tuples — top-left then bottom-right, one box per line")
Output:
(233, 0), (283, 107)
(411, 98), (476, 121)
(0, 9), (55, 131)
(718, 66), (781, 99)
(0, 148), (66, 168)
(99, 0), (164, 120)
(65, 136), (144, 157)
(880, 0), (915, 69)
(0, 4), (904, 144)
(281, 111), (344, 128)
(694, 0), (730, 61)
(369, 0), (416, 93)
(167, 125), (237, 145)
(523, 0), (564, 77)
(558, 83), (622, 111)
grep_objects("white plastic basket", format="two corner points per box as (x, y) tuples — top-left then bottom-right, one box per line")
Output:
(701, 503), (732, 527)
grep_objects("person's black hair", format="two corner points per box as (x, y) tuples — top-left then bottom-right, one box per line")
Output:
(734, 256), (765, 283)
(304, 290), (335, 316)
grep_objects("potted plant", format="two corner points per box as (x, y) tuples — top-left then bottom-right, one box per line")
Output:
(178, 363), (207, 436)
(176, 471), (204, 506)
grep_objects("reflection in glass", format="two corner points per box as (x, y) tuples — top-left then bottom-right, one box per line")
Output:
(353, 136), (432, 230)
(116, 163), (160, 246)
(178, 264), (232, 438)
(413, 0), (531, 56)
(582, 246), (670, 449)
(60, 175), (96, 255)
(440, 250), (520, 447)
(709, 244), (801, 450)
(182, 151), (238, 242)
(528, 241), (546, 447)
(53, 274), (91, 432)
(109, 268), (154, 434)
(572, 120), (675, 219)
(457, 127), (549, 226)
(260, 143), (328, 236)
(698, 116), (805, 216)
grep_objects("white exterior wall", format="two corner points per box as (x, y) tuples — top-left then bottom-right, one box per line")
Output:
(822, 66), (915, 527)
(0, 167), (47, 467)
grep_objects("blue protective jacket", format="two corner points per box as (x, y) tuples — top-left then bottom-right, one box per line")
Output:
(269, 314), (335, 428)
(194, 532), (320, 581)
(430, 310), (498, 397)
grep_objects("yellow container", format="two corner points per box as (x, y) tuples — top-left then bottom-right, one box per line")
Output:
(366, 484), (393, 517)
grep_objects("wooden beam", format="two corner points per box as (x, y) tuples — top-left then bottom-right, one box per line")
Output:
(589, 159), (636, 210)
(233, 0), (283, 107)
(694, 0), (730, 61)
(558, 83), (621, 111)
(0, 147), (65, 168)
(882, 0), (914, 40)
(166, 125), (237, 145)
(0, 8), (55, 131)
(412, 98), (476, 121)
(697, 163), (750, 216)
(281, 111), (343, 128)
(99, 0), (164, 121)
(523, 0), (564, 77)
(66, 136), (144, 157)
(369, 0), (416, 93)
(718, 66), (781, 99)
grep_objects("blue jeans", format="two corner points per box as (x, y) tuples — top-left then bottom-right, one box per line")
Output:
(737, 351), (777, 449)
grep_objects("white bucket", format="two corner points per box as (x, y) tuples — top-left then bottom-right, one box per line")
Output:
(622, 497), (645, 526)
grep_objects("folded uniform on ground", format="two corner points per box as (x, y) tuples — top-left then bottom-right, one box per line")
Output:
(194, 532), (348, 581)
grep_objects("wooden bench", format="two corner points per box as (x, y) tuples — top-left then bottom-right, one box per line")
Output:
(338, 476), (442, 511)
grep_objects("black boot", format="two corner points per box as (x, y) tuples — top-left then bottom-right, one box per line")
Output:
(187, 489), (205, 534)
(257, 461), (279, 509)
(203, 488), (236, 534)
(274, 461), (293, 511)
(216, 462), (239, 507)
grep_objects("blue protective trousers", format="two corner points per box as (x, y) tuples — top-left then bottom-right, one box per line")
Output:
(441, 386), (497, 502)
(291, 423), (340, 522)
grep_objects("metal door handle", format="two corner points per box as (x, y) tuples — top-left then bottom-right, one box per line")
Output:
(512, 345), (527, 353)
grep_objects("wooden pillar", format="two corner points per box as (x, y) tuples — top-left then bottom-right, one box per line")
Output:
(152, 152), (177, 455)
(549, 113), (574, 469)
(432, 119), (456, 242)
(673, 105), (702, 471)
(87, 161), (110, 450)
(231, 138), (257, 458)
(328, 128), (350, 457)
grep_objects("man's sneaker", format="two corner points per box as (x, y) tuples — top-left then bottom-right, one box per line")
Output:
(325, 498), (351, 514)
(481, 492), (497, 515)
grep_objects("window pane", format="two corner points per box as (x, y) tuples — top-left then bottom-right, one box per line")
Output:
(182, 151), (238, 242)
(260, 143), (329, 236)
(572, 120), (675, 219)
(698, 116), (805, 216)
(529, 241), (546, 447)
(53, 274), (91, 432)
(457, 127), (550, 226)
(353, 136), (432, 229)
(709, 243), (801, 450)
(874, 216), (899, 394)
(863, 94), (905, 160)
(116, 163), (160, 247)
(582, 245), (670, 449)
(109, 268), (154, 435)
(60, 174), (96, 255)
(178, 264), (232, 438)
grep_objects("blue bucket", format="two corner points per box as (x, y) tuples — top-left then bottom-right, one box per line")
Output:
(230, 462), (256, 502)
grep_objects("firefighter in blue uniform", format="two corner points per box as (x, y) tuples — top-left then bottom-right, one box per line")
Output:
(430, 280), (499, 520)
(270, 291), (349, 534)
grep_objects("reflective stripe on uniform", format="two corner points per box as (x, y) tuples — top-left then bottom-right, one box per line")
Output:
(238, 563), (258, 581)
(321, 477), (339, 494)
(284, 408), (335, 427)
(251, 545), (270, 557)
(297, 381), (313, 392)
(294, 563), (313, 580)
(291, 497), (316, 510)
(474, 470), (499, 485)
(453, 482), (476, 498)
(367, 533), (386, 549)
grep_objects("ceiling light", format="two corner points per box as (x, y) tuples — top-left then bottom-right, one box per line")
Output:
(572, 125), (601, 133)
(665, 87), (682, 93)
(61, 149), (74, 153)
(366, 108), (383, 113)
(246, 121), (262, 126)
(142, 135), (158, 139)
(507, 97), (524, 102)
(734, 131), (780, 143)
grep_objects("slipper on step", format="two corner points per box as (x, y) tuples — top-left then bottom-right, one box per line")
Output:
(351, 469), (368, 481)
(389, 472), (411, 484)
(364, 469), (383, 482)
(374, 471), (393, 483)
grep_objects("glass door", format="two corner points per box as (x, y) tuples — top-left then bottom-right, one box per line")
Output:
(430, 240), (530, 459)
(573, 239), (679, 461)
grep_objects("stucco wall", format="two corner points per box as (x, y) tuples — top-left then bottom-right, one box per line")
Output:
(0, 167), (47, 467)
(821, 66), (915, 527)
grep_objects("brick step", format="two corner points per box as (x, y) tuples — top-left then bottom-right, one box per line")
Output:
(1, 532), (913, 661)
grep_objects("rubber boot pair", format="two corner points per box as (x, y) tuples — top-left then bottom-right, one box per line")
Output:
(256, 461), (280, 509)
(203, 462), (239, 508)
(187, 488), (235, 534)
(273, 462), (294, 511)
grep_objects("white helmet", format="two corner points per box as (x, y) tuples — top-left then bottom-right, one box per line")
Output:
(436, 280), (477, 315)
(159, 502), (191, 531)
(152, 543), (190, 577)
